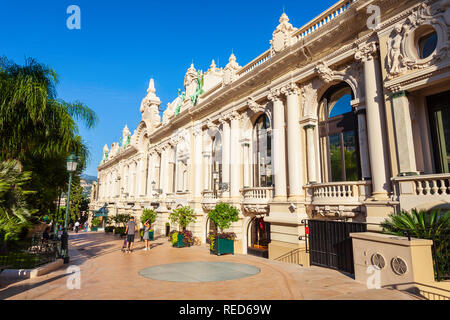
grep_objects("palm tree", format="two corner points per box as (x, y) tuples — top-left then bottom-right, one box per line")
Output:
(0, 56), (98, 222)
(0, 160), (36, 251)
(0, 57), (97, 162)
(381, 209), (449, 238)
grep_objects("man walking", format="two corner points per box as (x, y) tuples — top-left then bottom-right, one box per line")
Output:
(124, 216), (137, 253)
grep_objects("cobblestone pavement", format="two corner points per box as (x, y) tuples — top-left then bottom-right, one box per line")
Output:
(0, 232), (417, 300)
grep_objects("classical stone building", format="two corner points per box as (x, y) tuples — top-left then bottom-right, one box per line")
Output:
(90, 0), (450, 260)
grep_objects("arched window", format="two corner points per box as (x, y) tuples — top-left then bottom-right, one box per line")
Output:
(253, 114), (272, 187)
(211, 132), (222, 191)
(319, 83), (360, 182)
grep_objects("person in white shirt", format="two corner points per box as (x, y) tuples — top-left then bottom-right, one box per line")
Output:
(74, 221), (80, 233)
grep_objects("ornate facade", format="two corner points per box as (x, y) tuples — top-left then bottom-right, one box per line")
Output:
(90, 0), (450, 259)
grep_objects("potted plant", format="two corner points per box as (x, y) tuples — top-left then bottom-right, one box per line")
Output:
(208, 202), (240, 256)
(91, 217), (101, 232)
(140, 209), (157, 241)
(168, 206), (197, 248)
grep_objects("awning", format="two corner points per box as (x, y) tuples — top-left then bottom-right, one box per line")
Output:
(94, 204), (109, 217)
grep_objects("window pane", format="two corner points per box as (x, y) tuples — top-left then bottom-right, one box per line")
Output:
(329, 134), (342, 182)
(419, 32), (437, 59)
(343, 130), (359, 181)
(329, 94), (352, 118)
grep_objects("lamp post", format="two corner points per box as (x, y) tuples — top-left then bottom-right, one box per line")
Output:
(61, 153), (78, 264)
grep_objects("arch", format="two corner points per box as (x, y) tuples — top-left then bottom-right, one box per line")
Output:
(135, 121), (150, 152)
(318, 82), (361, 182)
(302, 65), (363, 118)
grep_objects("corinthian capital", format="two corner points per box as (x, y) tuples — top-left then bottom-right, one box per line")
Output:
(267, 88), (282, 102)
(281, 82), (300, 96)
(355, 42), (379, 62)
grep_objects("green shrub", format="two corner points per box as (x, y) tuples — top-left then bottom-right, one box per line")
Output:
(91, 217), (101, 227)
(105, 226), (115, 233)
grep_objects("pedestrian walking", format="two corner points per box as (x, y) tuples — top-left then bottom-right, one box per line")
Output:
(74, 221), (80, 233)
(143, 220), (151, 251)
(124, 216), (137, 253)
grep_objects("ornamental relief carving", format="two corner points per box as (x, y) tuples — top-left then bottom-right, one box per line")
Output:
(385, 2), (449, 80)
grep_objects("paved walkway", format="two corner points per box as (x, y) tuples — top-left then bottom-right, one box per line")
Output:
(0, 232), (417, 300)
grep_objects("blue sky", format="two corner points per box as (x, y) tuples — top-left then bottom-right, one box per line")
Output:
(1, 0), (337, 176)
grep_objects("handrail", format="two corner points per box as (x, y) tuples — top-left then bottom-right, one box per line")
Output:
(237, 50), (271, 76)
(292, 0), (355, 40)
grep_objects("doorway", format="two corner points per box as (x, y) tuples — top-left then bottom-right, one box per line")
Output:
(247, 217), (271, 259)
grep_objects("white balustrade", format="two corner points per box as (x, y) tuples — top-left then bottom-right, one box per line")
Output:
(293, 0), (354, 41)
(305, 180), (371, 206)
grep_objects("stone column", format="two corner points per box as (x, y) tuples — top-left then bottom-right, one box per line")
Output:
(160, 147), (168, 195)
(139, 155), (148, 196)
(355, 42), (389, 198)
(147, 152), (155, 197)
(220, 117), (231, 197)
(283, 83), (304, 198)
(355, 108), (371, 180)
(242, 141), (250, 188)
(268, 88), (287, 199)
(193, 127), (203, 198)
(230, 111), (241, 198)
(305, 124), (317, 183)
(391, 91), (417, 176)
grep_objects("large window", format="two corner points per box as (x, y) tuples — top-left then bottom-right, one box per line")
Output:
(253, 114), (272, 187)
(319, 84), (360, 182)
(211, 132), (222, 191)
(427, 91), (450, 173)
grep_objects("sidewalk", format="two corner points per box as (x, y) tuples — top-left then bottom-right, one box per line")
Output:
(0, 232), (417, 300)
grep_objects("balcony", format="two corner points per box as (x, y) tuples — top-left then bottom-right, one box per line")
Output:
(201, 190), (218, 212)
(304, 180), (372, 218)
(241, 187), (274, 214)
(393, 174), (450, 211)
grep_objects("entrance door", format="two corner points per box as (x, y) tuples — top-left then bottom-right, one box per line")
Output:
(247, 217), (271, 259)
(427, 91), (450, 173)
(307, 220), (367, 274)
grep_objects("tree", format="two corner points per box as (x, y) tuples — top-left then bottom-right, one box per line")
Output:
(113, 213), (131, 227)
(208, 202), (240, 232)
(169, 206), (197, 231)
(0, 160), (36, 247)
(140, 209), (157, 225)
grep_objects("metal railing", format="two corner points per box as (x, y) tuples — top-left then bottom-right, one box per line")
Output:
(0, 233), (62, 270)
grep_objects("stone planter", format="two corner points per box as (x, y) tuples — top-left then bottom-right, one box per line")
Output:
(91, 227), (98, 232)
(211, 237), (234, 256)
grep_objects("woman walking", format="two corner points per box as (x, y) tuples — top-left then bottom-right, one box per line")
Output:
(143, 220), (151, 251)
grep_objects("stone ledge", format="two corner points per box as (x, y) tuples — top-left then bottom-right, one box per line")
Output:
(0, 259), (65, 279)
(350, 232), (433, 247)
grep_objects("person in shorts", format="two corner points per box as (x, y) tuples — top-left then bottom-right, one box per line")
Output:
(124, 216), (137, 253)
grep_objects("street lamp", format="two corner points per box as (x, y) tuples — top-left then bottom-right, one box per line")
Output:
(61, 153), (78, 264)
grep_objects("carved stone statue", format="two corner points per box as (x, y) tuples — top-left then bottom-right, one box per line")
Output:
(387, 24), (405, 78)
(184, 64), (198, 98)
(122, 125), (131, 147)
